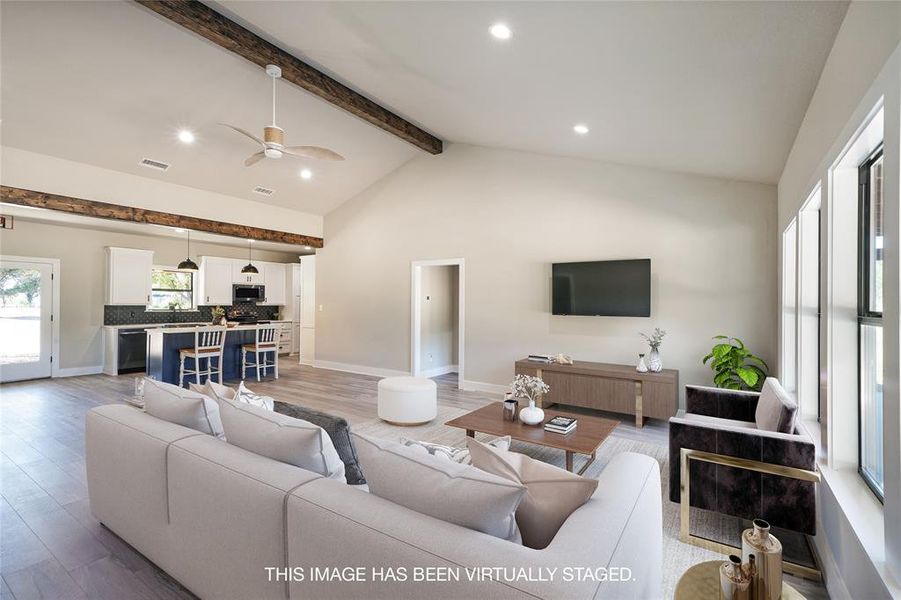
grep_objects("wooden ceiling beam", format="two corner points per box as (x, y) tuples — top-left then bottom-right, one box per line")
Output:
(0, 186), (324, 248)
(135, 0), (443, 155)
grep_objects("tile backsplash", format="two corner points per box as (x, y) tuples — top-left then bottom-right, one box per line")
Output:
(104, 304), (280, 326)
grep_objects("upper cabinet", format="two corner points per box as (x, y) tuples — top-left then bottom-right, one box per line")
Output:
(232, 261), (263, 285)
(198, 256), (234, 306)
(106, 247), (153, 305)
(259, 262), (286, 306)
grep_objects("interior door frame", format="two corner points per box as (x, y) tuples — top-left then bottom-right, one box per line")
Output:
(0, 255), (61, 379)
(410, 258), (464, 389)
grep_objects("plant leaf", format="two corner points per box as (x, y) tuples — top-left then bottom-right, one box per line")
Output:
(736, 367), (759, 388)
(712, 344), (733, 359)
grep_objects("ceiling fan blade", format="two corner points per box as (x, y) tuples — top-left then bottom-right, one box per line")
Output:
(244, 151), (265, 167)
(219, 122), (265, 147)
(282, 145), (345, 161)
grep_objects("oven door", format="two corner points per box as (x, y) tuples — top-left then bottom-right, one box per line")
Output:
(233, 284), (265, 303)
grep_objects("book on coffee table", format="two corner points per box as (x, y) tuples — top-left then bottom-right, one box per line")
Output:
(544, 416), (577, 434)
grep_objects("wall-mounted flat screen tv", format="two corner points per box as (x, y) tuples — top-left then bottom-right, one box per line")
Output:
(552, 259), (651, 317)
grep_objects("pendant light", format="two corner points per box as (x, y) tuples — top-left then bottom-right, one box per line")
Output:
(177, 230), (199, 271)
(241, 239), (259, 274)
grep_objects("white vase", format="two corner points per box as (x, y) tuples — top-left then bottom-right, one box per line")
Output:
(518, 399), (545, 426)
(636, 354), (648, 373)
(647, 348), (662, 372)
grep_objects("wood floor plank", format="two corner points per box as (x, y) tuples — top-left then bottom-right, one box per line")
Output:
(69, 556), (158, 600)
(3, 559), (87, 600)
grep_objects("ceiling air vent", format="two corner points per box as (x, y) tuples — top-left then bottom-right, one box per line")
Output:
(253, 186), (274, 196)
(139, 157), (170, 172)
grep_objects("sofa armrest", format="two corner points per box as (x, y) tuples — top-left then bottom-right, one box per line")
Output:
(686, 384), (760, 421)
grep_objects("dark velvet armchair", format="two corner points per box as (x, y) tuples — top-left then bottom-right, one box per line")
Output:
(668, 384), (817, 535)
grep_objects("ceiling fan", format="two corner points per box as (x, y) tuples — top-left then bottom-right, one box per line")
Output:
(220, 64), (344, 167)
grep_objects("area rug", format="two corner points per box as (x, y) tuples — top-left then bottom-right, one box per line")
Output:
(353, 407), (727, 599)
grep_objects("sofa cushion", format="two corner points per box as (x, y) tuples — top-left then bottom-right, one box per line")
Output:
(399, 435), (511, 465)
(352, 432), (525, 542)
(274, 401), (366, 486)
(144, 378), (224, 440)
(189, 380), (236, 401)
(467, 438), (598, 549)
(755, 378), (798, 433)
(218, 396), (345, 481)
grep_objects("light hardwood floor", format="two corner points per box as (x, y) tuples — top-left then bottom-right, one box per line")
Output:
(0, 363), (823, 599)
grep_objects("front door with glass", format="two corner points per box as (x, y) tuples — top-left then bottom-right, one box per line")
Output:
(0, 259), (54, 382)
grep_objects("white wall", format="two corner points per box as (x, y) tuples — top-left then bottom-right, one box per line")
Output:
(317, 143), (777, 399)
(0, 219), (298, 371)
(419, 265), (458, 375)
(1, 147), (323, 237)
(775, 1), (901, 595)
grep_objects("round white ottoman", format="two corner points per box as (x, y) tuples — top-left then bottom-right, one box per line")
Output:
(378, 376), (438, 425)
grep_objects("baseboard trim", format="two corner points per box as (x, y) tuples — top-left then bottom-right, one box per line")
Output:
(418, 365), (458, 378)
(55, 365), (103, 378)
(312, 360), (409, 378)
(461, 379), (509, 394)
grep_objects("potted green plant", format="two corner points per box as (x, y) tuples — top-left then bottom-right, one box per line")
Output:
(702, 336), (769, 391)
(211, 306), (226, 325)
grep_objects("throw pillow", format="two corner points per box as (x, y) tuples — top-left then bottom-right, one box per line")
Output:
(755, 377), (798, 433)
(188, 380), (237, 401)
(467, 438), (598, 549)
(218, 396), (345, 481)
(399, 435), (511, 465)
(352, 432), (525, 542)
(236, 381), (275, 410)
(273, 401), (366, 486)
(144, 378), (225, 440)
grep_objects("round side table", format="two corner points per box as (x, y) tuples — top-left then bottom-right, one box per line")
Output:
(674, 560), (804, 600)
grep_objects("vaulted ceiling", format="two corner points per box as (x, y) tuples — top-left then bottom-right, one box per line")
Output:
(2, 1), (849, 220)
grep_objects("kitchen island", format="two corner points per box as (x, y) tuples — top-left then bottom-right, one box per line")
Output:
(145, 324), (270, 386)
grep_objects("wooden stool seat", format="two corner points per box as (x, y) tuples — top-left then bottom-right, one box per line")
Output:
(179, 347), (222, 357)
(241, 343), (277, 351)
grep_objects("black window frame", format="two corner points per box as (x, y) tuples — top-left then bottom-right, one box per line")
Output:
(857, 145), (885, 503)
(149, 268), (196, 311)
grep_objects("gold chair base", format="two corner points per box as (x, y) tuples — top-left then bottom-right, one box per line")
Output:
(679, 448), (823, 582)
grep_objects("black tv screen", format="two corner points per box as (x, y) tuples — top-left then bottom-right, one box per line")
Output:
(552, 259), (651, 317)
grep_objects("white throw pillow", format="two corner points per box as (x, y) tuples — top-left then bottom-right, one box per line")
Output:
(144, 378), (225, 440)
(467, 437), (598, 549)
(236, 381), (275, 411)
(189, 380), (237, 401)
(190, 380), (275, 411)
(353, 432), (525, 542)
(399, 435), (511, 465)
(755, 377), (798, 433)
(217, 396), (345, 481)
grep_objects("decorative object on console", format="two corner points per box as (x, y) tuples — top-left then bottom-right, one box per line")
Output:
(511, 373), (549, 426)
(503, 392), (518, 422)
(554, 353), (574, 365)
(636, 353), (648, 373)
(742, 519), (782, 600)
(719, 555), (751, 600)
(702, 335), (769, 391)
(640, 328), (666, 372)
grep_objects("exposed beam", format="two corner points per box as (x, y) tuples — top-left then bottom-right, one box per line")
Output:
(0, 186), (324, 248)
(135, 0), (443, 155)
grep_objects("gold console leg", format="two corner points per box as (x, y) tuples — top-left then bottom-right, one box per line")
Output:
(679, 448), (823, 581)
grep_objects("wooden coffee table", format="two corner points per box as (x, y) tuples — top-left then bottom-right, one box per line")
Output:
(445, 403), (618, 474)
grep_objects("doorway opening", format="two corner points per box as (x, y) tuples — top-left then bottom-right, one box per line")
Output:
(0, 256), (59, 382)
(411, 259), (464, 389)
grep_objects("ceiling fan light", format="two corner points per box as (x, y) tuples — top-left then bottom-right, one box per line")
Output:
(177, 258), (199, 271)
(241, 263), (259, 274)
(264, 148), (282, 159)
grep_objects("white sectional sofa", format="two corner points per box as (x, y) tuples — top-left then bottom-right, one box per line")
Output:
(85, 404), (663, 599)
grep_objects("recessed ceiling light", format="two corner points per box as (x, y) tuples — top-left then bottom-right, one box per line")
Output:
(573, 124), (589, 135)
(299, 168), (313, 180)
(489, 23), (512, 40)
(177, 129), (195, 144)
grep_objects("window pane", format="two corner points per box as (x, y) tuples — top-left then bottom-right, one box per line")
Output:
(869, 157), (884, 313)
(150, 291), (194, 310)
(0, 268), (42, 365)
(860, 323), (884, 497)
(152, 270), (192, 291)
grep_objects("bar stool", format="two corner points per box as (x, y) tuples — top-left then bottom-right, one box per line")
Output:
(241, 324), (279, 382)
(178, 326), (227, 388)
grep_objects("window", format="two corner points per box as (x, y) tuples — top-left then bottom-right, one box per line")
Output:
(858, 147), (884, 501)
(150, 268), (195, 311)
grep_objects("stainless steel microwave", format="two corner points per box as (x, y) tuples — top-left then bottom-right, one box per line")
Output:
(233, 284), (265, 304)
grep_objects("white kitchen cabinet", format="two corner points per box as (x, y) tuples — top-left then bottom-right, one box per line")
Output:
(232, 260), (263, 285)
(106, 247), (153, 305)
(198, 256), (234, 305)
(300, 256), (316, 325)
(259, 262), (286, 305)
